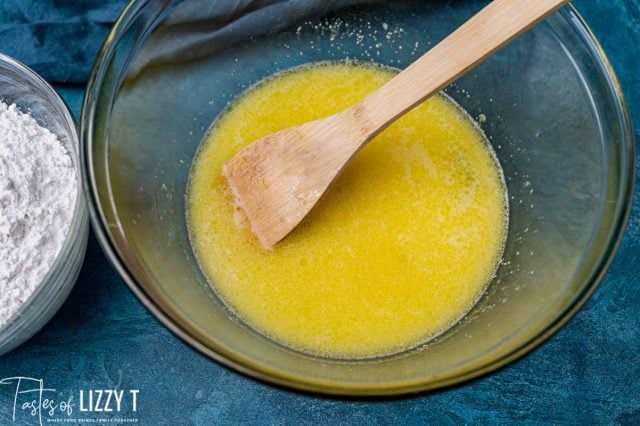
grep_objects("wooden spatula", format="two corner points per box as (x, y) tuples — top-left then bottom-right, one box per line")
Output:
(223, 0), (569, 248)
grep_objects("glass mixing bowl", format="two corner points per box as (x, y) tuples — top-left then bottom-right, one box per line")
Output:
(82, 0), (634, 395)
(0, 53), (89, 356)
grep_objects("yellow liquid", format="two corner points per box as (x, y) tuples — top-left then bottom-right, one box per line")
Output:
(188, 62), (507, 359)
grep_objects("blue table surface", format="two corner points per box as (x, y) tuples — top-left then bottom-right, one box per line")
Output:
(1, 0), (639, 424)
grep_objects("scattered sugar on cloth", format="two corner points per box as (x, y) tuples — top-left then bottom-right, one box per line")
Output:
(0, 101), (76, 327)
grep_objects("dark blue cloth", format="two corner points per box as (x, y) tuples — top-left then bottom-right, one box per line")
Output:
(0, 0), (127, 83)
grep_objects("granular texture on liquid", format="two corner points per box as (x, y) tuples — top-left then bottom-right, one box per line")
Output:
(188, 62), (507, 359)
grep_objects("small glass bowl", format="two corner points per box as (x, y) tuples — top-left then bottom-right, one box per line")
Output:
(0, 53), (89, 356)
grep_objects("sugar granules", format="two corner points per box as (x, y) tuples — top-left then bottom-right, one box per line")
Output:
(0, 101), (76, 328)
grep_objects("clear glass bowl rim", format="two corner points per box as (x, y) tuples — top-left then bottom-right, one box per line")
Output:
(80, 1), (636, 395)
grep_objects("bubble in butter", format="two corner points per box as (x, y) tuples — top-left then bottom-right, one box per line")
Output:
(187, 62), (508, 359)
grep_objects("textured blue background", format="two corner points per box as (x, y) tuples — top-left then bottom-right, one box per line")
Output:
(0, 0), (639, 424)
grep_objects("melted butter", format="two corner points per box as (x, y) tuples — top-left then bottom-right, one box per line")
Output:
(188, 62), (507, 359)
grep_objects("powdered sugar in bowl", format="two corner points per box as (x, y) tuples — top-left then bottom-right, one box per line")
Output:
(0, 53), (89, 355)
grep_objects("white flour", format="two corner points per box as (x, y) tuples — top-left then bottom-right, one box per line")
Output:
(0, 101), (76, 328)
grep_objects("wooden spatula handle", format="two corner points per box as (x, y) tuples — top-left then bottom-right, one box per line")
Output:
(361, 0), (569, 133)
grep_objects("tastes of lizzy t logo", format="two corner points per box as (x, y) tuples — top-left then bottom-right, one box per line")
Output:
(0, 377), (139, 424)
